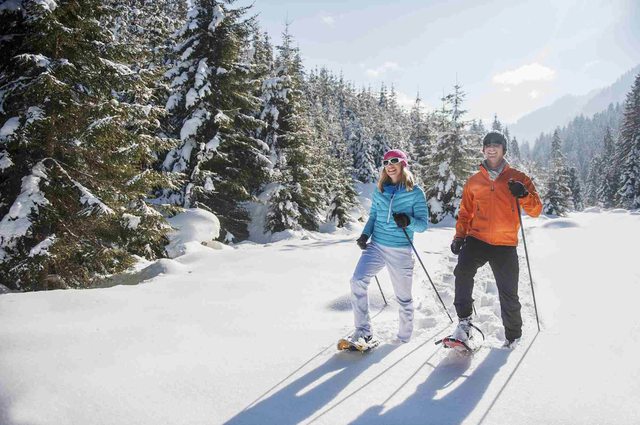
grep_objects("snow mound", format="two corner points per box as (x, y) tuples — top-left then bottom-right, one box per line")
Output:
(96, 258), (187, 288)
(583, 206), (601, 213)
(540, 218), (580, 229)
(269, 229), (313, 243)
(165, 208), (222, 258)
(609, 208), (628, 214)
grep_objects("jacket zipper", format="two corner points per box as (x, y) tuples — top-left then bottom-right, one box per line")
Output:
(387, 191), (396, 223)
(490, 181), (495, 243)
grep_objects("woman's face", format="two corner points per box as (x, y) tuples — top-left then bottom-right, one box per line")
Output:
(385, 162), (402, 183)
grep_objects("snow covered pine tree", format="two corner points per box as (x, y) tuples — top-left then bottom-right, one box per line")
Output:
(543, 130), (572, 216)
(160, 0), (270, 242)
(0, 0), (168, 290)
(424, 84), (477, 223)
(617, 72), (640, 209)
(260, 25), (322, 233)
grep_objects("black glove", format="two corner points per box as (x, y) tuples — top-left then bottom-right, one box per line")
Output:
(508, 179), (529, 198)
(356, 234), (369, 250)
(393, 213), (410, 228)
(450, 238), (465, 255)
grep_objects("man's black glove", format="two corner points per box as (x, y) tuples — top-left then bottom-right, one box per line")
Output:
(356, 234), (369, 250)
(508, 179), (529, 198)
(450, 238), (465, 255)
(393, 213), (410, 229)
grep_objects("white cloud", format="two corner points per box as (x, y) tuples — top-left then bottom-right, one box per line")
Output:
(321, 15), (335, 25)
(529, 90), (540, 99)
(365, 61), (400, 78)
(492, 63), (556, 86)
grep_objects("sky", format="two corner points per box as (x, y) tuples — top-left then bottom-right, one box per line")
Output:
(250, 0), (639, 124)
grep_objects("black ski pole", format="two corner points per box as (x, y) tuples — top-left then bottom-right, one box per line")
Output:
(374, 275), (388, 306)
(516, 200), (541, 331)
(401, 228), (453, 323)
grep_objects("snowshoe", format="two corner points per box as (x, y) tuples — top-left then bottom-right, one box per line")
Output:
(337, 335), (380, 353)
(435, 323), (485, 354)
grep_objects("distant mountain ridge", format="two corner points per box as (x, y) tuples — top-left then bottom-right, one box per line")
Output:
(508, 64), (640, 143)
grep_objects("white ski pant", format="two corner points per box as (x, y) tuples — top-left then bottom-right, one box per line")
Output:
(350, 241), (415, 342)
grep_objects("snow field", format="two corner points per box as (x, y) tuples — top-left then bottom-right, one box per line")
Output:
(1, 211), (640, 424)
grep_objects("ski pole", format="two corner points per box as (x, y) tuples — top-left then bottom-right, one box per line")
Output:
(516, 200), (541, 331)
(374, 275), (388, 306)
(401, 228), (453, 323)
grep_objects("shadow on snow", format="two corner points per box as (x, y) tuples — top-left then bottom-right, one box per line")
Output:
(348, 348), (512, 425)
(223, 344), (399, 425)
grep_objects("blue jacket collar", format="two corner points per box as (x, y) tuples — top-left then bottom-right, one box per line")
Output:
(383, 182), (406, 194)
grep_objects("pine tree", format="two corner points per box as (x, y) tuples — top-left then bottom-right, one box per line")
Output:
(370, 83), (392, 164)
(325, 171), (357, 228)
(469, 119), (486, 137)
(425, 84), (476, 223)
(617, 73), (640, 209)
(161, 0), (270, 242)
(250, 30), (274, 104)
(467, 119), (486, 161)
(597, 126), (619, 208)
(305, 68), (356, 228)
(387, 84), (410, 153)
(520, 140), (531, 160)
(530, 103), (623, 182)
(509, 136), (522, 165)
(568, 167), (584, 211)
(0, 1), (169, 290)
(348, 88), (378, 183)
(378, 83), (388, 110)
(408, 92), (431, 186)
(519, 159), (546, 196)
(543, 130), (572, 215)
(584, 154), (603, 207)
(491, 113), (503, 132)
(106, 0), (187, 70)
(261, 25), (321, 232)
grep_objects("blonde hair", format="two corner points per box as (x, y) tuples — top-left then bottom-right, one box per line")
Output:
(377, 165), (415, 192)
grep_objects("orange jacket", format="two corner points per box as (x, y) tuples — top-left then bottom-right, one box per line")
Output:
(455, 163), (542, 246)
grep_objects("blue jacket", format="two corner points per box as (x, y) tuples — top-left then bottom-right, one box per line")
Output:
(363, 183), (429, 247)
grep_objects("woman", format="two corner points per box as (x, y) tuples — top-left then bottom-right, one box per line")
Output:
(349, 149), (429, 345)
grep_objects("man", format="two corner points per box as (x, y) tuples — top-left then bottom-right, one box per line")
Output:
(450, 131), (542, 348)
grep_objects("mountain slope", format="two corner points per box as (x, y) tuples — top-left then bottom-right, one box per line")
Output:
(509, 64), (640, 143)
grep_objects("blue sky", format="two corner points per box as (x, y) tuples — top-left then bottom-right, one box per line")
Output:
(250, 0), (639, 124)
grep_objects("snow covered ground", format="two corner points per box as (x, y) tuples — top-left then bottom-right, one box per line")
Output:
(1, 209), (640, 424)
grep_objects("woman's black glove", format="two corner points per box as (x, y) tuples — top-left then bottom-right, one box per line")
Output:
(508, 179), (529, 198)
(450, 238), (465, 255)
(393, 213), (410, 228)
(356, 234), (369, 250)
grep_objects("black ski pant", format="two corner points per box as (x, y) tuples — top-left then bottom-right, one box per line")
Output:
(453, 236), (522, 341)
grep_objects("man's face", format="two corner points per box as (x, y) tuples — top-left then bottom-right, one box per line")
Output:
(483, 143), (505, 162)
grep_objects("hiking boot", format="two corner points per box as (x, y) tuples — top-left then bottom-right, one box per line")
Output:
(451, 316), (472, 342)
(502, 337), (521, 349)
(349, 330), (373, 344)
